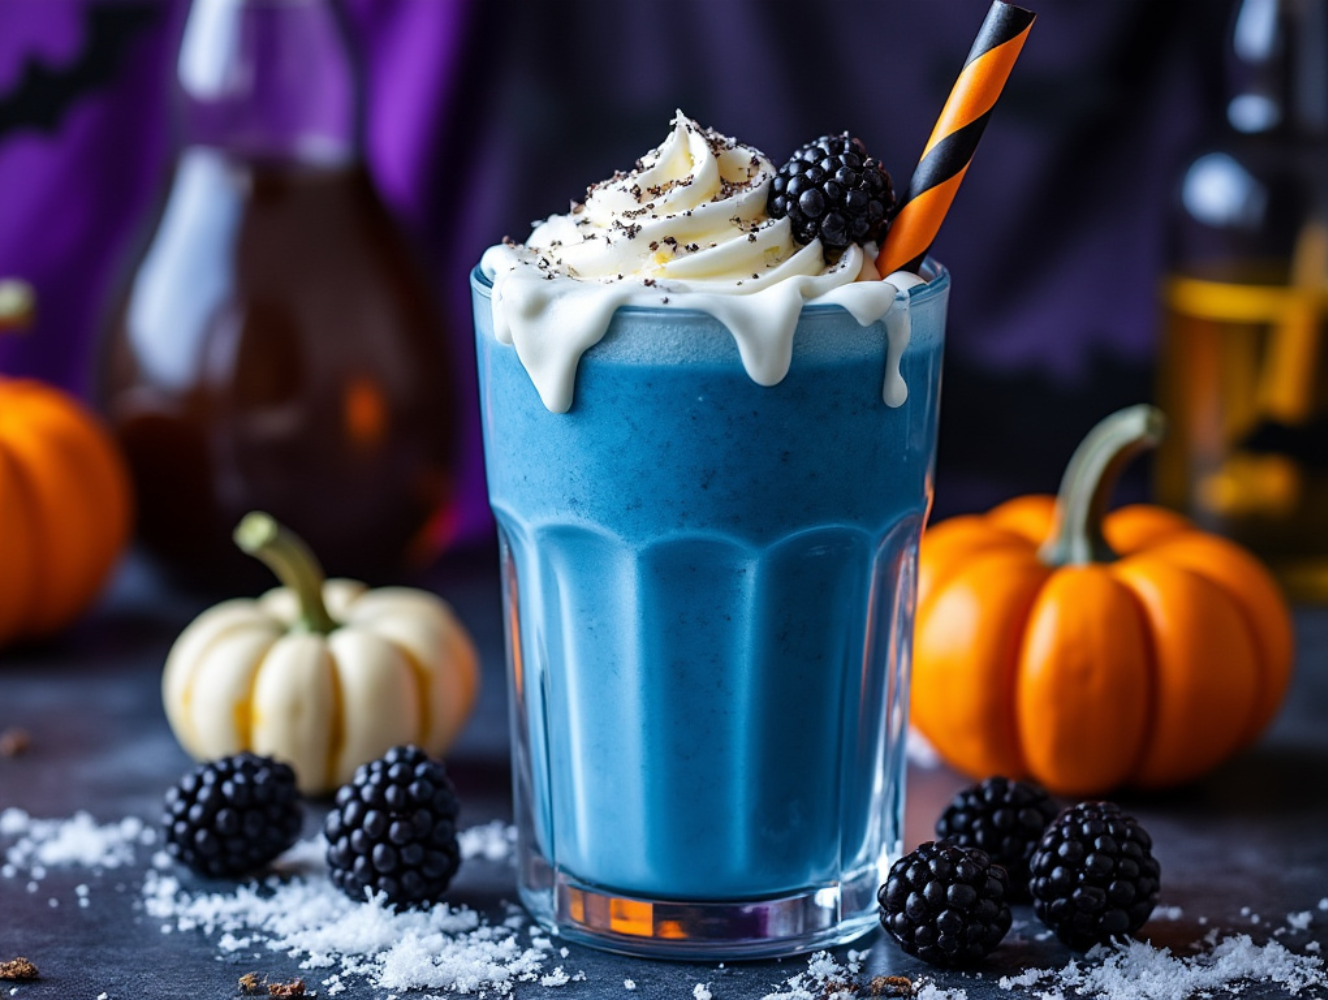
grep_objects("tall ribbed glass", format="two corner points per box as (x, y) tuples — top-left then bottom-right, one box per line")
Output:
(473, 264), (948, 958)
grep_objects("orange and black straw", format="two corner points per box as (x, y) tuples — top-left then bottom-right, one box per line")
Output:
(877, 1), (1035, 277)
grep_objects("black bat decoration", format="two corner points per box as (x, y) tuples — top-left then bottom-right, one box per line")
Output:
(0, 3), (161, 139)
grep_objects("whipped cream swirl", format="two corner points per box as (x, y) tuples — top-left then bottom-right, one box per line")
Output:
(480, 112), (925, 413)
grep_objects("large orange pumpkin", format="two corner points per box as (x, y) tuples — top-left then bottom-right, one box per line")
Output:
(913, 405), (1294, 796)
(0, 281), (133, 646)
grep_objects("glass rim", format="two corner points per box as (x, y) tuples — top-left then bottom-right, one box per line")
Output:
(469, 257), (950, 315)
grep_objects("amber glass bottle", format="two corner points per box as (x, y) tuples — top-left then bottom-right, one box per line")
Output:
(1156, 0), (1328, 599)
(100, 0), (458, 586)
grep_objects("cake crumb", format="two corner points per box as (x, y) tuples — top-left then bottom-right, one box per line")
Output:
(267, 980), (305, 997)
(0, 728), (29, 758)
(869, 975), (913, 996)
(239, 973), (262, 994)
(0, 959), (38, 981)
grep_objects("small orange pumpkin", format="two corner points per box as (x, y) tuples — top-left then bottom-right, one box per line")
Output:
(912, 405), (1294, 796)
(0, 281), (133, 646)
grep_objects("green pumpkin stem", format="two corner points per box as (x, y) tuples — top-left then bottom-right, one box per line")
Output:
(0, 280), (36, 334)
(1038, 405), (1166, 567)
(234, 512), (338, 634)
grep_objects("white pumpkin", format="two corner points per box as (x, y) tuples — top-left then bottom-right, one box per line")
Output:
(162, 513), (479, 794)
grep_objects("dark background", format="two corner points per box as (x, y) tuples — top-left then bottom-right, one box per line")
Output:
(0, 0), (1233, 548)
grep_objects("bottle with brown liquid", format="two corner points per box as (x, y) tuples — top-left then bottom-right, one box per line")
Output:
(1156, 0), (1328, 599)
(100, 0), (458, 586)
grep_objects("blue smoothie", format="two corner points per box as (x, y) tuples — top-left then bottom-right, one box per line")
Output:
(473, 266), (947, 910)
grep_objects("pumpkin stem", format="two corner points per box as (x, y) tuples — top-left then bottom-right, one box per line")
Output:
(1038, 405), (1167, 567)
(234, 512), (338, 634)
(0, 280), (36, 334)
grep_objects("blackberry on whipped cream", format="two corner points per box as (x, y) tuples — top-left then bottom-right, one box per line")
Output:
(768, 133), (895, 259)
(480, 112), (926, 413)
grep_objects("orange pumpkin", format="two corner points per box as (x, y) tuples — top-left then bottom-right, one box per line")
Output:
(913, 405), (1294, 796)
(0, 281), (133, 646)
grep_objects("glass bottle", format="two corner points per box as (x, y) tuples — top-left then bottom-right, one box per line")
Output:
(1156, 0), (1328, 599)
(99, 0), (459, 587)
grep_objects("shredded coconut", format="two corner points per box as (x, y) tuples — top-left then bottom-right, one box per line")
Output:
(457, 822), (516, 863)
(624, 980), (636, 990)
(0, 810), (153, 874)
(139, 834), (564, 995)
(694, 984), (713, 1000)
(759, 951), (863, 1000)
(916, 986), (967, 1000)
(997, 934), (1325, 999)
(1288, 911), (1313, 931)
(540, 968), (570, 988)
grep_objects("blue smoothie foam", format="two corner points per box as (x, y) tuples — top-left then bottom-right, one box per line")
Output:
(473, 267), (947, 901)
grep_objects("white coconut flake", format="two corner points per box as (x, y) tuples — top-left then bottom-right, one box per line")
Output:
(1150, 905), (1184, 921)
(540, 968), (570, 988)
(916, 986), (967, 1000)
(139, 833), (561, 995)
(694, 984), (713, 1000)
(997, 934), (1326, 999)
(0, 809), (28, 836)
(624, 980), (636, 990)
(1288, 911), (1313, 931)
(458, 822), (516, 863)
(759, 952), (859, 1000)
(0, 811), (154, 875)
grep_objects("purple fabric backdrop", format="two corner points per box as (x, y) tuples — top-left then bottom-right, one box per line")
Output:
(0, 0), (493, 548)
(0, 0), (1231, 549)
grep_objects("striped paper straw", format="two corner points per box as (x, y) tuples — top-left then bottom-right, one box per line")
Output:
(877, 1), (1035, 276)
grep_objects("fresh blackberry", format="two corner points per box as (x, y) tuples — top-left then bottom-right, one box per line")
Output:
(163, 753), (302, 878)
(1029, 801), (1161, 950)
(768, 133), (895, 259)
(935, 776), (1059, 902)
(324, 745), (461, 908)
(877, 841), (1013, 968)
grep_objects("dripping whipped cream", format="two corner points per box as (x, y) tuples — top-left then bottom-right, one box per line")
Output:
(479, 111), (926, 413)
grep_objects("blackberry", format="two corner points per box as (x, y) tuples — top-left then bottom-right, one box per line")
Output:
(1029, 801), (1161, 950)
(324, 745), (461, 908)
(768, 133), (895, 259)
(163, 753), (302, 878)
(877, 841), (1013, 968)
(935, 776), (1059, 902)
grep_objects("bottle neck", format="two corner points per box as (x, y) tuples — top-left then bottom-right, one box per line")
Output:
(1226, 0), (1328, 139)
(177, 0), (361, 165)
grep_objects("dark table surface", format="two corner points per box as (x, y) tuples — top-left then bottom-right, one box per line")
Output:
(2, 546), (1327, 1000)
